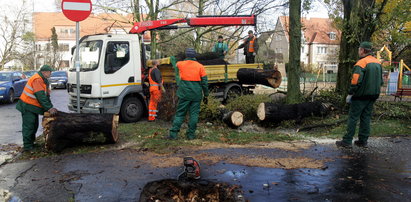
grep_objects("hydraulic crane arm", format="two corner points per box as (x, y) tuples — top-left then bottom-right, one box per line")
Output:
(129, 15), (256, 34)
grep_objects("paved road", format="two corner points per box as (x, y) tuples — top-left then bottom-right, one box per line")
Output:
(0, 137), (410, 201)
(0, 89), (69, 145)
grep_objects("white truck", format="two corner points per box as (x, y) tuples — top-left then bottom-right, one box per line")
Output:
(67, 15), (260, 122)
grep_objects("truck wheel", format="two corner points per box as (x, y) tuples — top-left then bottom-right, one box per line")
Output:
(7, 89), (15, 104)
(224, 83), (242, 103)
(120, 97), (143, 123)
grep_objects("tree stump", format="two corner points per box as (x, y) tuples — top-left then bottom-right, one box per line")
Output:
(257, 102), (331, 123)
(139, 179), (244, 202)
(222, 111), (244, 128)
(42, 111), (119, 152)
(237, 68), (282, 88)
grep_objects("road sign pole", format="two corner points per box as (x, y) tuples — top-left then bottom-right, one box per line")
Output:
(61, 0), (92, 114)
(75, 21), (80, 113)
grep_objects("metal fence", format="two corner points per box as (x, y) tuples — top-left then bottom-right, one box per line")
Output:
(275, 72), (411, 98)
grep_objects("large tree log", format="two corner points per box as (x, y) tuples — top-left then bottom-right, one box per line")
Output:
(237, 68), (282, 88)
(222, 111), (244, 128)
(257, 102), (332, 122)
(42, 112), (119, 152)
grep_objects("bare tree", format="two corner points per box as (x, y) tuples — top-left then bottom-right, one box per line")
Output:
(0, 1), (30, 70)
(93, 0), (288, 58)
(159, 0), (288, 56)
(16, 31), (36, 70)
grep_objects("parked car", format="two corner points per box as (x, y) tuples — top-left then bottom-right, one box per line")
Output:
(23, 70), (38, 78)
(49, 71), (68, 89)
(0, 71), (28, 103)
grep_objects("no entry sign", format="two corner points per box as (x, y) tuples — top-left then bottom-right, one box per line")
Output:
(62, 0), (92, 22)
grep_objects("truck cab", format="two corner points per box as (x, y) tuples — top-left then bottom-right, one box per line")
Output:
(67, 34), (147, 122)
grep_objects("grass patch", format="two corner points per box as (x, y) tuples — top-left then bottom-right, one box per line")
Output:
(298, 118), (411, 138)
(117, 121), (296, 153)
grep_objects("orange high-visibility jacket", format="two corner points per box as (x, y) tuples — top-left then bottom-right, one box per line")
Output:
(20, 73), (50, 108)
(248, 36), (256, 53)
(148, 67), (162, 91)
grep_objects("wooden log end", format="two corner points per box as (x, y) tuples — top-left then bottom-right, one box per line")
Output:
(223, 111), (244, 128)
(257, 103), (266, 121)
(231, 111), (244, 127)
(111, 114), (120, 143)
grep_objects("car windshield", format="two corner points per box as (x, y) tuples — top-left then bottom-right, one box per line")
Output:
(51, 71), (67, 77)
(70, 40), (102, 72)
(0, 73), (12, 82)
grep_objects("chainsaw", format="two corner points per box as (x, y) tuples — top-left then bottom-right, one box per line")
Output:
(178, 157), (201, 180)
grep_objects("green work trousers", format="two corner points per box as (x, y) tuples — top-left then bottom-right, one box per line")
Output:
(21, 110), (39, 150)
(343, 99), (376, 144)
(170, 99), (201, 139)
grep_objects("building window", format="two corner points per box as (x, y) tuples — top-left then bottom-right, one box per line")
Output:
(59, 43), (70, 51)
(301, 46), (304, 54)
(329, 32), (336, 40)
(317, 47), (327, 54)
(276, 48), (282, 53)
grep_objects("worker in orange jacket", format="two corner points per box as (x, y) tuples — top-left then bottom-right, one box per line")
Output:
(148, 60), (165, 121)
(16, 65), (58, 151)
(168, 48), (209, 140)
(238, 30), (258, 64)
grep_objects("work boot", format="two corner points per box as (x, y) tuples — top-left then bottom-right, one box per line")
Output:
(354, 140), (368, 148)
(335, 140), (352, 148)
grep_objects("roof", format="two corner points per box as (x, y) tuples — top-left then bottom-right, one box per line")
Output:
(278, 16), (341, 45)
(33, 12), (150, 41)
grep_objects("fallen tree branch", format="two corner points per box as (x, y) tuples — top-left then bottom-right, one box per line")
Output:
(296, 119), (347, 132)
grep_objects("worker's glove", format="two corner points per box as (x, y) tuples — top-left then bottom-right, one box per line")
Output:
(203, 97), (208, 105)
(346, 95), (353, 104)
(161, 86), (166, 93)
(48, 108), (58, 116)
(252, 52), (256, 56)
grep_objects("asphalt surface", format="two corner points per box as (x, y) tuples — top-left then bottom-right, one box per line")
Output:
(0, 137), (410, 201)
(0, 89), (69, 145)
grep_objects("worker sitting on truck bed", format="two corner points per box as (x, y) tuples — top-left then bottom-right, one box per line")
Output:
(168, 48), (209, 140)
(237, 30), (258, 64)
(148, 60), (165, 122)
(212, 35), (228, 59)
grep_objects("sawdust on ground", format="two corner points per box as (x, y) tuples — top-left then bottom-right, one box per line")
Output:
(137, 140), (328, 170)
(191, 141), (315, 152)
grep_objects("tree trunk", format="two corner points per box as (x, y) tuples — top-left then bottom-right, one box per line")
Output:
(132, 0), (141, 22)
(336, 0), (387, 103)
(287, 0), (302, 104)
(237, 68), (282, 88)
(42, 112), (119, 153)
(336, 0), (357, 98)
(257, 102), (331, 122)
(222, 111), (244, 128)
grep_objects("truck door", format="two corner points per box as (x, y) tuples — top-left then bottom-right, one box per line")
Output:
(100, 41), (135, 97)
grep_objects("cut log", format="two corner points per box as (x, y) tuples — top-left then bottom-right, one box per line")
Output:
(222, 111), (244, 128)
(257, 102), (331, 122)
(237, 68), (282, 88)
(42, 111), (119, 152)
(198, 58), (228, 65)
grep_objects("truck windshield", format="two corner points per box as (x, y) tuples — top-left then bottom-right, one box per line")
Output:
(70, 40), (102, 72)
